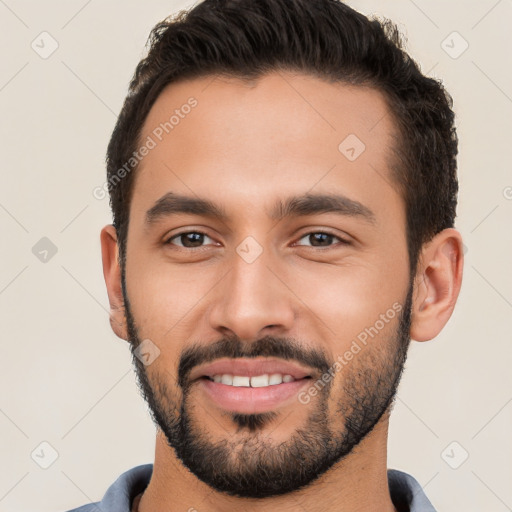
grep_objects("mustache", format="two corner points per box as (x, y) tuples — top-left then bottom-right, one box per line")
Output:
(178, 335), (331, 389)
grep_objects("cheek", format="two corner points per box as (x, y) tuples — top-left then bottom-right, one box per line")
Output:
(288, 259), (406, 347)
(126, 258), (215, 333)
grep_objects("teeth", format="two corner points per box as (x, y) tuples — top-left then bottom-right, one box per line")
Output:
(210, 373), (297, 387)
(221, 374), (233, 385)
(251, 374), (269, 387)
(232, 376), (250, 387)
(269, 373), (283, 385)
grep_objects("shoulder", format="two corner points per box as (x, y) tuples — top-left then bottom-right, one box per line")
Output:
(388, 468), (437, 512)
(64, 464), (153, 512)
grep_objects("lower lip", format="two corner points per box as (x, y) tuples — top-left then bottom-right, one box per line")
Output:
(198, 378), (311, 414)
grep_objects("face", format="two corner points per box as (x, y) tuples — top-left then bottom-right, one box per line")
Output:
(121, 72), (412, 498)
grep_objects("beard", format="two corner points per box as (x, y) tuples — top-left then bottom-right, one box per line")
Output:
(122, 272), (413, 499)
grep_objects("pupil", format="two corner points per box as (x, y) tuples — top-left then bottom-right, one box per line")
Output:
(183, 232), (203, 247)
(179, 233), (332, 248)
(311, 233), (332, 246)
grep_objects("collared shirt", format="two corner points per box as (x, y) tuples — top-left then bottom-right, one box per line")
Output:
(64, 463), (437, 512)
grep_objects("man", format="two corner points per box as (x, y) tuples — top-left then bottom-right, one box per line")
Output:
(68, 0), (464, 510)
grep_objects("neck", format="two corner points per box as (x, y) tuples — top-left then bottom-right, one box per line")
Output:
(137, 414), (397, 512)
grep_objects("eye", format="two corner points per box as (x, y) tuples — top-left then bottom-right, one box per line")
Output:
(164, 230), (350, 250)
(165, 230), (216, 249)
(294, 231), (350, 248)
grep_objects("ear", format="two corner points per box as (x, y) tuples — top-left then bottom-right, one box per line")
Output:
(100, 224), (128, 341)
(410, 228), (464, 342)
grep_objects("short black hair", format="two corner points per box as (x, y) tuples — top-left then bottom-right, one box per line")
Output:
(106, 0), (458, 279)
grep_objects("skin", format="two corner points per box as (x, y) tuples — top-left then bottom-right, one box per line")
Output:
(101, 71), (464, 512)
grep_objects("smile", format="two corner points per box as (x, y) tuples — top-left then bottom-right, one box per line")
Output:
(206, 373), (298, 387)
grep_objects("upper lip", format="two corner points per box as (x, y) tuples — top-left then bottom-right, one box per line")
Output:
(190, 358), (314, 381)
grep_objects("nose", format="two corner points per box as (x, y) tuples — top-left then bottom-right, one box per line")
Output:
(207, 247), (295, 342)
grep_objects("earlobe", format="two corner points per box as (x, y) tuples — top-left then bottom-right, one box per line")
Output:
(100, 224), (129, 341)
(410, 228), (464, 342)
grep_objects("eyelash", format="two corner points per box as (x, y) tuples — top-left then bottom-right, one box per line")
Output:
(164, 230), (351, 250)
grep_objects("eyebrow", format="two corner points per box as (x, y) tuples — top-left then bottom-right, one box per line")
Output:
(270, 192), (376, 224)
(144, 192), (376, 226)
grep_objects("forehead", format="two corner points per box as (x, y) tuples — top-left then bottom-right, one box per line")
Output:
(132, 71), (402, 225)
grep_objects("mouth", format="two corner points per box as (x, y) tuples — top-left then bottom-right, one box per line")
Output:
(190, 358), (314, 414)
(190, 357), (314, 382)
(201, 373), (310, 387)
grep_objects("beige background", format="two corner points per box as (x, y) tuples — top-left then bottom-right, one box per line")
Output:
(1, 1), (511, 510)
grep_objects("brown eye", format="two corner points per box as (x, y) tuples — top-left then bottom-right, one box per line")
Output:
(295, 231), (350, 248)
(166, 231), (214, 248)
